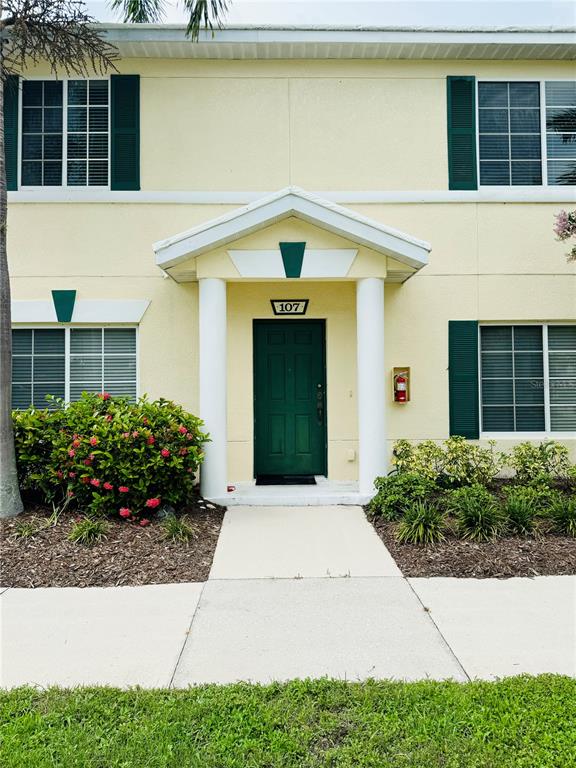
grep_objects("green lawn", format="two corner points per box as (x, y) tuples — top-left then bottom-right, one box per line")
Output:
(2, 676), (575, 768)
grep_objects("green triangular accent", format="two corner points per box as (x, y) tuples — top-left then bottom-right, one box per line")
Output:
(279, 242), (305, 278)
(51, 290), (76, 323)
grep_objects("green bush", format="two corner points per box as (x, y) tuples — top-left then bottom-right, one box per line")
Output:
(161, 514), (198, 543)
(448, 484), (504, 542)
(547, 495), (576, 537)
(369, 473), (438, 520)
(508, 441), (571, 484)
(392, 436), (502, 488)
(396, 501), (446, 545)
(13, 393), (208, 521)
(68, 517), (109, 546)
(502, 487), (539, 535)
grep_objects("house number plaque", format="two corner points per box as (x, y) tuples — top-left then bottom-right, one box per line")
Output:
(271, 299), (309, 316)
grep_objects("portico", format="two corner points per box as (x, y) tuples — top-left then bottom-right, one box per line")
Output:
(153, 187), (430, 502)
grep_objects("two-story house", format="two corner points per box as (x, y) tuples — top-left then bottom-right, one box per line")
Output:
(8, 22), (576, 503)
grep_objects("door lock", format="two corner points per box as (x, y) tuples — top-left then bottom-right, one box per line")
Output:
(316, 383), (324, 424)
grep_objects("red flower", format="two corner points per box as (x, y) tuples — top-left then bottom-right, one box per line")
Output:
(147, 436), (155, 445)
(140, 518), (151, 527)
(72, 439), (81, 448)
(119, 508), (131, 518)
(145, 498), (160, 509)
(132, 431), (139, 439)
(67, 490), (75, 498)
(142, 417), (149, 426)
(89, 453), (95, 461)
(160, 448), (170, 458)
(122, 432), (130, 439)
(179, 447), (188, 456)
(90, 478), (100, 487)
(99, 392), (111, 401)
(84, 458), (92, 466)
(103, 482), (113, 491)
(89, 436), (98, 446)
(68, 449), (75, 458)
(186, 433), (193, 441)
(105, 414), (113, 422)
(56, 470), (64, 480)
(178, 426), (188, 435)
(69, 471), (76, 478)
(118, 486), (129, 493)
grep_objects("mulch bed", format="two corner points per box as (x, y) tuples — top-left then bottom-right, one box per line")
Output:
(0, 497), (225, 588)
(371, 517), (576, 578)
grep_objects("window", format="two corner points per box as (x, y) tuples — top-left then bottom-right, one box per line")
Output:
(478, 80), (576, 187)
(12, 328), (137, 409)
(21, 79), (109, 188)
(480, 325), (576, 433)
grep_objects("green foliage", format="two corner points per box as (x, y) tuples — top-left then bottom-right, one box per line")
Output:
(547, 495), (576, 537)
(392, 436), (502, 488)
(396, 502), (446, 545)
(1, 677), (575, 768)
(161, 515), (198, 544)
(369, 473), (438, 520)
(502, 487), (539, 535)
(68, 518), (109, 546)
(508, 441), (571, 484)
(448, 484), (504, 541)
(13, 393), (208, 520)
(12, 521), (38, 539)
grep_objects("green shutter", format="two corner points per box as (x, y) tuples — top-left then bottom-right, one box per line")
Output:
(447, 76), (477, 191)
(4, 75), (19, 191)
(449, 320), (479, 439)
(110, 75), (140, 191)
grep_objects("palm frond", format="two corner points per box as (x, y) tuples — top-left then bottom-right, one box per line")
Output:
(110, 0), (167, 24)
(182, 0), (230, 42)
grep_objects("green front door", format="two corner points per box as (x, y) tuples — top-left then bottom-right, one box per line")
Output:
(254, 320), (327, 478)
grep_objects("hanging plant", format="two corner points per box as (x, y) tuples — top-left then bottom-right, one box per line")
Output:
(553, 210), (576, 262)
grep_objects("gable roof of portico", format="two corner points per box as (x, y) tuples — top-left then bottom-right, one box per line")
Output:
(153, 187), (431, 278)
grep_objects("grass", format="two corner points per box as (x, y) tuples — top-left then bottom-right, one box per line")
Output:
(67, 517), (109, 546)
(2, 676), (575, 768)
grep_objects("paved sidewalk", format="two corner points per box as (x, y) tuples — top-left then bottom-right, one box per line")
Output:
(1, 506), (575, 688)
(209, 505), (400, 578)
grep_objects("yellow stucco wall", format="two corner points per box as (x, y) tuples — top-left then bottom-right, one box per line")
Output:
(9, 57), (576, 476)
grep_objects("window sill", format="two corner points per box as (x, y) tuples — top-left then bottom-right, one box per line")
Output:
(481, 432), (576, 440)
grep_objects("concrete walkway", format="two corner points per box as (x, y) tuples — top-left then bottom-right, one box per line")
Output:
(1, 505), (575, 688)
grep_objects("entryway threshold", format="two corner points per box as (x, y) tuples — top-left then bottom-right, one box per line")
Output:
(208, 478), (373, 506)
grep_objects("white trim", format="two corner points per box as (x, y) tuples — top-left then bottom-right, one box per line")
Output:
(228, 248), (358, 278)
(11, 325), (140, 406)
(18, 75), (111, 192)
(154, 187), (430, 273)
(481, 432), (576, 439)
(11, 299), (150, 324)
(476, 77), (576, 189)
(479, 321), (576, 438)
(8, 187), (576, 205)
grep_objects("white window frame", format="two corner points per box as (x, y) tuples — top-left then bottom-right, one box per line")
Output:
(18, 75), (111, 191)
(476, 78), (576, 190)
(11, 324), (139, 406)
(479, 322), (576, 439)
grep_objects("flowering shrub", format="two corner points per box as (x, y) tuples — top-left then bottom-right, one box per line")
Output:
(553, 209), (576, 262)
(13, 393), (208, 521)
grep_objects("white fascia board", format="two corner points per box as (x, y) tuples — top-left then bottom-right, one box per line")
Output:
(11, 300), (150, 324)
(98, 24), (576, 46)
(154, 187), (430, 272)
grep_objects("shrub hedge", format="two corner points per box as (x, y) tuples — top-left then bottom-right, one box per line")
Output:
(13, 393), (208, 522)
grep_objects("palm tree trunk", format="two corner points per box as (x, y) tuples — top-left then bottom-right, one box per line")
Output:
(0, 67), (24, 518)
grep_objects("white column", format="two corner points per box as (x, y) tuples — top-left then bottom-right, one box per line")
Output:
(199, 278), (227, 499)
(356, 278), (387, 496)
